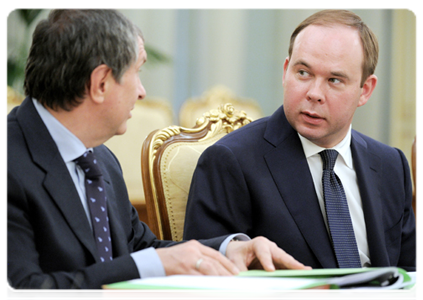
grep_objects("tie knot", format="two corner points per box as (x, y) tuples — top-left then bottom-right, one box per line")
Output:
(74, 151), (102, 178)
(319, 149), (338, 171)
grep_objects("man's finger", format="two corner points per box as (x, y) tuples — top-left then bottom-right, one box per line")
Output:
(200, 243), (240, 275)
(251, 237), (312, 271)
(195, 258), (235, 276)
(268, 245), (312, 270)
(251, 240), (276, 271)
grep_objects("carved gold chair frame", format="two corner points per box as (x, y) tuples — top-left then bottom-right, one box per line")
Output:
(141, 103), (252, 240)
(179, 85), (263, 128)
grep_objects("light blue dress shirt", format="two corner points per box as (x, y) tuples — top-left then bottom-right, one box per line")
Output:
(32, 99), (248, 278)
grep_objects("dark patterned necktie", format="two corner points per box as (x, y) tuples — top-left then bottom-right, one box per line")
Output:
(319, 149), (361, 268)
(74, 151), (113, 262)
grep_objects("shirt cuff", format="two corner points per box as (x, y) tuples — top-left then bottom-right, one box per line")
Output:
(130, 247), (166, 278)
(219, 233), (250, 256)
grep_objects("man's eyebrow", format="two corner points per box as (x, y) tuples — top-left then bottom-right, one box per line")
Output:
(293, 60), (310, 69)
(330, 70), (349, 80)
(293, 59), (350, 80)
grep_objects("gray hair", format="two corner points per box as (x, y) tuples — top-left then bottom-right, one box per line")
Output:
(24, 9), (142, 111)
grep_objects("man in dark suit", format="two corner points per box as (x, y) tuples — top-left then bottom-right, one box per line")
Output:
(184, 10), (416, 271)
(7, 9), (310, 289)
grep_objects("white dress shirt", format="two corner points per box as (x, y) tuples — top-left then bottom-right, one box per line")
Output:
(32, 99), (246, 278)
(298, 127), (371, 267)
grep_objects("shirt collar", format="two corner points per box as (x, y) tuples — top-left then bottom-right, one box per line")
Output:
(298, 125), (353, 169)
(32, 98), (89, 163)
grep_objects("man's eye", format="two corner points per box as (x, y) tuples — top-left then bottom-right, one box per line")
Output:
(299, 70), (309, 76)
(329, 78), (341, 84)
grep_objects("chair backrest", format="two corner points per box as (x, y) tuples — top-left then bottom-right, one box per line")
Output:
(411, 132), (420, 248)
(179, 85), (263, 128)
(141, 103), (252, 240)
(7, 86), (24, 113)
(104, 98), (173, 206)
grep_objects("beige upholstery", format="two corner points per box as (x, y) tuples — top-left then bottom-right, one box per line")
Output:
(411, 132), (420, 248)
(179, 85), (263, 128)
(7, 86), (24, 113)
(104, 98), (173, 206)
(142, 103), (252, 240)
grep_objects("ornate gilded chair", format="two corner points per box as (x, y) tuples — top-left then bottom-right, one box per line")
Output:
(411, 132), (420, 248)
(141, 103), (252, 240)
(179, 85), (263, 128)
(104, 98), (173, 222)
(7, 86), (24, 113)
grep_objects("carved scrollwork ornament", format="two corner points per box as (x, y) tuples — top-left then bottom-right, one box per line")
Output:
(198, 103), (252, 140)
(149, 103), (252, 165)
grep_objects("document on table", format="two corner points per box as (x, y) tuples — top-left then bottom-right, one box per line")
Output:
(104, 275), (328, 290)
(103, 267), (420, 299)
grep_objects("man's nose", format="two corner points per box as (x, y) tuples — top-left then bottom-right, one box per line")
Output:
(306, 79), (325, 103)
(138, 80), (146, 100)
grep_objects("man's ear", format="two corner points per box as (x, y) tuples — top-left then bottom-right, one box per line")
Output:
(282, 57), (289, 85)
(88, 64), (113, 104)
(358, 74), (378, 107)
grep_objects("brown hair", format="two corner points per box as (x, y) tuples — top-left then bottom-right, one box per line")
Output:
(288, 10), (379, 87)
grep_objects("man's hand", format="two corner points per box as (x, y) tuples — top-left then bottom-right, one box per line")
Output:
(156, 240), (240, 276)
(226, 236), (312, 272)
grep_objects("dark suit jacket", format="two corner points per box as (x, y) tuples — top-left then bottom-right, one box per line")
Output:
(7, 98), (228, 289)
(184, 105), (416, 271)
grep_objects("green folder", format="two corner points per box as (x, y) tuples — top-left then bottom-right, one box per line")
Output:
(103, 267), (420, 299)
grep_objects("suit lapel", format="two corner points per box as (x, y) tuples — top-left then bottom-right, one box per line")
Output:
(263, 106), (337, 267)
(17, 98), (98, 261)
(351, 131), (390, 266)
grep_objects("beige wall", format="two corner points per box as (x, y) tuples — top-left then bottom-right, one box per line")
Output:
(390, 10), (416, 164)
(7, 9), (416, 164)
